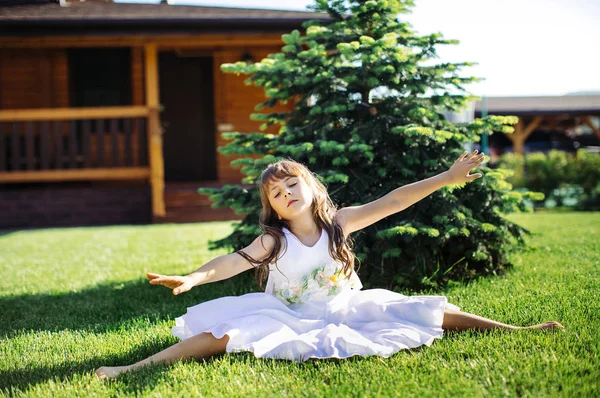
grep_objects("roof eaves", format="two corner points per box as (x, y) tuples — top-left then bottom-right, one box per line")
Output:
(0, 17), (324, 25)
(474, 109), (600, 116)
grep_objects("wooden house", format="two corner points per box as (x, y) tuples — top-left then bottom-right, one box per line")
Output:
(0, 0), (328, 229)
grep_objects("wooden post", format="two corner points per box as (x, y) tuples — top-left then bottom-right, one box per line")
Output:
(583, 116), (600, 140)
(144, 44), (166, 218)
(506, 116), (543, 155)
(508, 121), (525, 156)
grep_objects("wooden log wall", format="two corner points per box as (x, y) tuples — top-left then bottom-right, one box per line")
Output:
(213, 47), (294, 183)
(0, 48), (148, 169)
(0, 43), (294, 186)
(0, 49), (69, 109)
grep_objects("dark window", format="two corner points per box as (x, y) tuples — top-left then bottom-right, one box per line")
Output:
(68, 48), (132, 107)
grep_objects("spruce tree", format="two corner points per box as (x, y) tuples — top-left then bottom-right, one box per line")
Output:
(200, 0), (542, 291)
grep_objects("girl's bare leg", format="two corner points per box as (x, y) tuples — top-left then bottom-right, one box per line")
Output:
(442, 308), (564, 331)
(95, 332), (229, 380)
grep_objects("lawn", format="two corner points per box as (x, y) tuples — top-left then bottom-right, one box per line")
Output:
(0, 212), (598, 397)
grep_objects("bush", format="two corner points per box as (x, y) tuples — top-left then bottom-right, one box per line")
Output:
(575, 150), (600, 210)
(496, 149), (600, 210)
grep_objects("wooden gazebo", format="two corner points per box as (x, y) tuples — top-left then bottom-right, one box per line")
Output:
(474, 95), (600, 156)
(0, 0), (328, 228)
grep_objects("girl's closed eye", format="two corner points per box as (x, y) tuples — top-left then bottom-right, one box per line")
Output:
(274, 182), (297, 198)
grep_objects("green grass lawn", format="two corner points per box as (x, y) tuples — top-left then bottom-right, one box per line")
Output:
(1, 212), (598, 397)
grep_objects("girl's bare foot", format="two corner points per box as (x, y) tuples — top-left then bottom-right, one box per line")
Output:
(95, 365), (132, 380)
(522, 321), (565, 331)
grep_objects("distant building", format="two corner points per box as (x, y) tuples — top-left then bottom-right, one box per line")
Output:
(473, 95), (600, 162)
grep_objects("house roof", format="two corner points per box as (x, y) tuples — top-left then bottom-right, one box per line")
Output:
(0, 1), (330, 35)
(474, 95), (600, 116)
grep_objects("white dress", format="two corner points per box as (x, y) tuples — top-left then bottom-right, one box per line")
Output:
(172, 227), (460, 361)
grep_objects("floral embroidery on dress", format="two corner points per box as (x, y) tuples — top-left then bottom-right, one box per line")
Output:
(274, 263), (360, 305)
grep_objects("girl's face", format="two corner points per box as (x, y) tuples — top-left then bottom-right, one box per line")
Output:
(267, 175), (314, 221)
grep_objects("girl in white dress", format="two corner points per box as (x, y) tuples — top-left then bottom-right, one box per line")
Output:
(96, 150), (563, 380)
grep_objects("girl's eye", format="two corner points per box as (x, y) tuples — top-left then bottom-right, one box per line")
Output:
(290, 183), (297, 187)
(274, 193), (280, 198)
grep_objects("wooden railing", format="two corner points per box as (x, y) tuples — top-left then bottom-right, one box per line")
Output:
(0, 106), (150, 183)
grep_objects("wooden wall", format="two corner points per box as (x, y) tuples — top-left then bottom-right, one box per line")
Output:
(0, 49), (69, 109)
(0, 48), (147, 169)
(0, 44), (291, 183)
(131, 47), (145, 106)
(213, 47), (293, 183)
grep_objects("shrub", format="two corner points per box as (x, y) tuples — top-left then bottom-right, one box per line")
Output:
(497, 149), (600, 210)
(574, 150), (600, 210)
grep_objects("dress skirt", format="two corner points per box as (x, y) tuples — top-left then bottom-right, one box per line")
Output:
(172, 289), (460, 362)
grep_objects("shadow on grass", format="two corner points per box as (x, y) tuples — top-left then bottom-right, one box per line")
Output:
(0, 341), (260, 394)
(98, 342), (465, 396)
(0, 273), (258, 338)
(0, 338), (174, 393)
(108, 353), (372, 396)
(1, 335), (399, 394)
(0, 228), (22, 237)
(0, 274), (258, 393)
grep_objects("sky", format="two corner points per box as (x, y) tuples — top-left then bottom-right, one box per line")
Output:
(118, 0), (600, 97)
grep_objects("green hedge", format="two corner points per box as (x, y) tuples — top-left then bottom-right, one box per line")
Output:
(496, 150), (600, 210)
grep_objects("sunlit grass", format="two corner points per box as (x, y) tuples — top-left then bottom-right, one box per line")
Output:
(1, 213), (598, 397)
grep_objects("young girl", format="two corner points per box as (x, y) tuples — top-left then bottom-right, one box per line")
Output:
(95, 150), (563, 380)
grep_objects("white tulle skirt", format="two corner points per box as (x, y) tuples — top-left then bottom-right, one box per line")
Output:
(172, 289), (460, 362)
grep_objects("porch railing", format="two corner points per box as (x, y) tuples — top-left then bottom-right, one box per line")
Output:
(0, 106), (150, 183)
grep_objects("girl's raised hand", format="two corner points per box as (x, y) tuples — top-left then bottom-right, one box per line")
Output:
(446, 150), (486, 184)
(146, 272), (195, 295)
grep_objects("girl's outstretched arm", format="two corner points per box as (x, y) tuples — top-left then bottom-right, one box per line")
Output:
(147, 234), (275, 295)
(336, 150), (485, 235)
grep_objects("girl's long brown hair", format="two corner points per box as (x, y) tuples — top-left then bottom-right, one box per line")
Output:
(236, 159), (358, 290)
